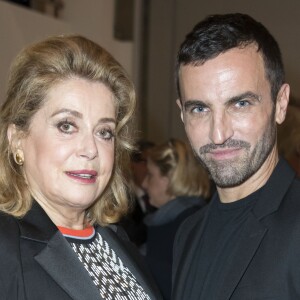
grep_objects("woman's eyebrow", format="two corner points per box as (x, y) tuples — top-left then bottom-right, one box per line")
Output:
(51, 109), (116, 125)
(50, 108), (82, 118)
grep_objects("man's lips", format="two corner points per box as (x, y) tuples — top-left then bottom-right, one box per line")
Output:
(207, 148), (242, 159)
(199, 139), (251, 156)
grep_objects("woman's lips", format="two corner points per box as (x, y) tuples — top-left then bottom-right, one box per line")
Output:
(65, 170), (98, 184)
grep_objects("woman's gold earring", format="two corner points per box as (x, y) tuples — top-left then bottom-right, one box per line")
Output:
(15, 152), (24, 166)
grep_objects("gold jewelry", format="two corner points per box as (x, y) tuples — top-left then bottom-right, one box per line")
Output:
(15, 152), (24, 166)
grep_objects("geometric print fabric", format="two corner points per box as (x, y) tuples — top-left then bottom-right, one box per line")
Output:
(69, 232), (151, 300)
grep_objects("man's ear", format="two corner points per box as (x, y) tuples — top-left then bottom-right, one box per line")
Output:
(176, 99), (184, 123)
(275, 83), (290, 125)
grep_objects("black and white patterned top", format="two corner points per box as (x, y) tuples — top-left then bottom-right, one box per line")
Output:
(60, 226), (151, 300)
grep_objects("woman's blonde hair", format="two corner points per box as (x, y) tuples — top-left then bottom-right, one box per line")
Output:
(0, 35), (136, 225)
(148, 139), (211, 199)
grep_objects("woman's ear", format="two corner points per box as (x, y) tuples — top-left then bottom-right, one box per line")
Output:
(7, 124), (23, 152)
(7, 124), (25, 165)
(8, 124), (17, 146)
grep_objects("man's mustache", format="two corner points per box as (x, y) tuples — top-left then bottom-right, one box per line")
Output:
(199, 139), (251, 154)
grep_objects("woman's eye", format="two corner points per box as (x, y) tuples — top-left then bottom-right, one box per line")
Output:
(57, 121), (77, 134)
(98, 128), (115, 140)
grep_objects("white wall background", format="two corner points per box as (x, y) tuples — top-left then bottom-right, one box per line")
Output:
(0, 0), (133, 104)
(61, 0), (133, 75)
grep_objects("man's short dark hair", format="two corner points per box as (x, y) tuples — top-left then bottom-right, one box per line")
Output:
(176, 13), (285, 102)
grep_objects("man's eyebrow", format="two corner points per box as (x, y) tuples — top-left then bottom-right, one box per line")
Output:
(226, 91), (261, 105)
(183, 92), (261, 110)
(183, 100), (207, 111)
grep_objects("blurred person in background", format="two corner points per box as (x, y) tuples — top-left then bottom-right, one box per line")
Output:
(142, 138), (210, 300)
(121, 139), (156, 246)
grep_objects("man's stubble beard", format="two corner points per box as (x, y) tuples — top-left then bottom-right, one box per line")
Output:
(191, 112), (277, 188)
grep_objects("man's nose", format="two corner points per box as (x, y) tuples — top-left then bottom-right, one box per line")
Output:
(209, 111), (234, 145)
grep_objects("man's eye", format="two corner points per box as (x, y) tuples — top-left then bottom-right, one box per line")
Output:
(191, 106), (208, 113)
(236, 100), (250, 108)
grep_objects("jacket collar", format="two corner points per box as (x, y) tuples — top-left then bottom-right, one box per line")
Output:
(19, 200), (57, 242)
(19, 201), (101, 300)
(253, 157), (296, 219)
(19, 201), (162, 300)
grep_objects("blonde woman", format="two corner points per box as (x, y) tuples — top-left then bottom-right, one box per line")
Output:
(0, 35), (162, 300)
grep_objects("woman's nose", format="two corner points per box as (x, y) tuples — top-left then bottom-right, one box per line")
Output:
(77, 134), (98, 160)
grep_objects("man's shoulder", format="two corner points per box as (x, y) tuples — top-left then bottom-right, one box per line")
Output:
(289, 175), (300, 191)
(174, 204), (209, 248)
(279, 174), (300, 201)
(179, 204), (208, 231)
(172, 204), (209, 284)
(281, 176), (300, 211)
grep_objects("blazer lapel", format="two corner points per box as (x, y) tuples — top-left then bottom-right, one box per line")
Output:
(97, 225), (162, 299)
(34, 231), (101, 300)
(217, 213), (267, 300)
(19, 201), (101, 300)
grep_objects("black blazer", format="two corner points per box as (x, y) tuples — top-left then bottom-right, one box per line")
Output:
(0, 201), (162, 300)
(172, 159), (300, 299)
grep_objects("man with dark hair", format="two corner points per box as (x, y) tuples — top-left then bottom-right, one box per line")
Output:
(173, 13), (300, 299)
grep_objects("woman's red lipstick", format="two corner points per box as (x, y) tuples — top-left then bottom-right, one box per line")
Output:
(65, 170), (98, 184)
